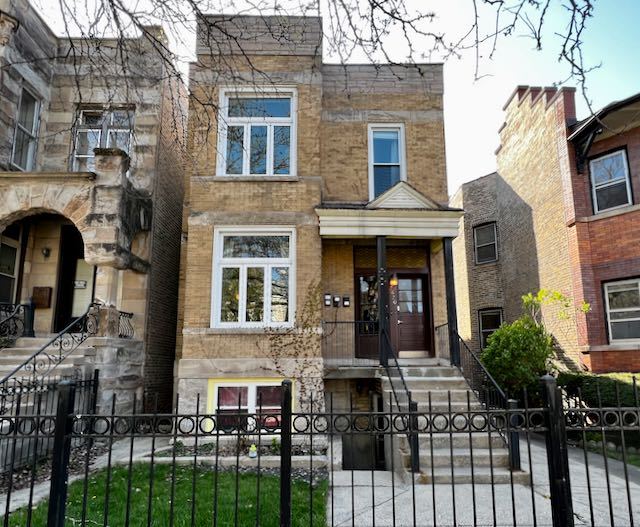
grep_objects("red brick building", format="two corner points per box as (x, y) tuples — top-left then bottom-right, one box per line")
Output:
(453, 87), (640, 372)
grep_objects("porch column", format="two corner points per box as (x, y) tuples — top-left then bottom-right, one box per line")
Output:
(377, 236), (389, 367)
(443, 237), (460, 366)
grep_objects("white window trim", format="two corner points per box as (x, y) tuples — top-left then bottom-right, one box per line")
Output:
(367, 123), (407, 201)
(479, 308), (503, 347)
(0, 227), (22, 303)
(473, 223), (498, 264)
(604, 279), (640, 343)
(11, 87), (40, 171)
(590, 150), (633, 214)
(72, 108), (134, 171)
(211, 227), (296, 329)
(216, 86), (298, 177)
(213, 380), (283, 413)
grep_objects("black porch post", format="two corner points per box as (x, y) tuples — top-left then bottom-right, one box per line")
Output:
(443, 237), (460, 366)
(377, 236), (389, 367)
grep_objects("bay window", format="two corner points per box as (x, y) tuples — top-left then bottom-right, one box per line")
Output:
(605, 279), (640, 342)
(212, 230), (295, 327)
(218, 89), (296, 176)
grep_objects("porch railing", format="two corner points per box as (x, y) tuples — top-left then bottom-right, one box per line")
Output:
(321, 320), (379, 366)
(0, 301), (35, 342)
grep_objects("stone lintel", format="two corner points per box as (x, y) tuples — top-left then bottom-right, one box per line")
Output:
(0, 171), (96, 181)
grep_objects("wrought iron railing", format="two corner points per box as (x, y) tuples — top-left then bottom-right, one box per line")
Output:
(0, 301), (34, 342)
(118, 310), (134, 339)
(321, 320), (378, 365)
(0, 303), (100, 385)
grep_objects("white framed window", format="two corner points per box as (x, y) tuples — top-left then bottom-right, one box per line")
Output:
(479, 308), (503, 348)
(0, 224), (22, 304)
(590, 150), (632, 213)
(368, 124), (407, 199)
(604, 279), (640, 342)
(211, 228), (295, 328)
(214, 380), (283, 429)
(72, 108), (134, 171)
(11, 88), (40, 171)
(473, 223), (498, 264)
(217, 88), (297, 177)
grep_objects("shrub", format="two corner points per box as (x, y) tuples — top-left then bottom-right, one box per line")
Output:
(557, 371), (639, 408)
(480, 316), (554, 396)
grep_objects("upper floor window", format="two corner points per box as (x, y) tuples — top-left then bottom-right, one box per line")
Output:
(605, 279), (640, 342)
(73, 108), (134, 171)
(368, 124), (406, 199)
(474, 223), (498, 264)
(212, 229), (295, 328)
(590, 150), (632, 213)
(12, 88), (40, 171)
(217, 89), (296, 177)
(479, 308), (503, 348)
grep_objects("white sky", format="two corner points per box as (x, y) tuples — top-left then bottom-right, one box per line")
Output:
(33, 0), (640, 196)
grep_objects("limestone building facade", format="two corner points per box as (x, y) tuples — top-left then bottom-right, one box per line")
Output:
(0, 0), (186, 410)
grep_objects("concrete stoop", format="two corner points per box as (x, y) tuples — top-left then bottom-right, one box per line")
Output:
(381, 363), (529, 485)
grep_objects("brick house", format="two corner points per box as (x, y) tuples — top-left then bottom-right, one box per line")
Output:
(0, 0), (186, 410)
(177, 14), (462, 449)
(453, 86), (640, 373)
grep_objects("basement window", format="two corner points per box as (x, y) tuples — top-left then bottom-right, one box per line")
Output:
(213, 381), (283, 429)
(590, 150), (632, 213)
(479, 308), (503, 348)
(217, 88), (296, 177)
(605, 279), (640, 342)
(72, 108), (134, 171)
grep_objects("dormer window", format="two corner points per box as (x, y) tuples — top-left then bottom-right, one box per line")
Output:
(217, 88), (296, 177)
(590, 150), (632, 213)
(72, 108), (134, 171)
(368, 124), (406, 199)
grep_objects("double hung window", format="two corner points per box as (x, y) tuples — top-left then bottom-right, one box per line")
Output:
(473, 223), (498, 264)
(479, 308), (503, 348)
(213, 230), (294, 327)
(218, 89), (295, 176)
(368, 124), (406, 199)
(0, 225), (21, 303)
(12, 88), (40, 171)
(590, 150), (632, 213)
(605, 279), (640, 342)
(73, 108), (134, 171)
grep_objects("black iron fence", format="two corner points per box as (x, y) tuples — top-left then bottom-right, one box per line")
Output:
(0, 302), (35, 342)
(1, 376), (640, 526)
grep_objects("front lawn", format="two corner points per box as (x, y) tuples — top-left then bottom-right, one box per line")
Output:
(5, 464), (327, 526)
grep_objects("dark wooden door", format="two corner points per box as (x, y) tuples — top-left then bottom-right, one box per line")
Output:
(390, 275), (429, 356)
(53, 225), (84, 332)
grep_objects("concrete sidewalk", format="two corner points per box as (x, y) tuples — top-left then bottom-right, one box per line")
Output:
(328, 438), (640, 526)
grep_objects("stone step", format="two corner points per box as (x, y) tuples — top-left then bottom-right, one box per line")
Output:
(413, 467), (530, 485)
(384, 389), (476, 403)
(382, 377), (470, 391)
(394, 358), (449, 367)
(402, 448), (510, 468)
(387, 366), (461, 378)
(13, 337), (57, 347)
(398, 434), (506, 450)
(382, 400), (484, 412)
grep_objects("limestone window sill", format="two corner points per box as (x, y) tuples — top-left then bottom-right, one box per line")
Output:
(195, 176), (299, 183)
(184, 327), (293, 335)
(575, 203), (640, 224)
(586, 343), (640, 353)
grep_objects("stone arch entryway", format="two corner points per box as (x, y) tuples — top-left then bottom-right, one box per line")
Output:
(1, 212), (94, 334)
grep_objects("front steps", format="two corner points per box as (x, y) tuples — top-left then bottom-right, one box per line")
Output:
(381, 363), (529, 485)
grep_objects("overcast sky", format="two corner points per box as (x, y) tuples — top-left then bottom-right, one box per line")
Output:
(36, 0), (640, 197)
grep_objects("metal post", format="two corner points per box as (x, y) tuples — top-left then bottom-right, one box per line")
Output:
(409, 399), (420, 473)
(279, 380), (292, 527)
(47, 380), (77, 527)
(507, 398), (521, 471)
(541, 375), (574, 527)
(90, 369), (100, 415)
(377, 236), (389, 367)
(443, 238), (460, 366)
(23, 298), (35, 338)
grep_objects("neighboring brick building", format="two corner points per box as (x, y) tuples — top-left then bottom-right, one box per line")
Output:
(177, 14), (462, 423)
(0, 0), (186, 410)
(453, 86), (640, 373)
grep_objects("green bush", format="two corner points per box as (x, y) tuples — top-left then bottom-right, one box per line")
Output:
(557, 371), (639, 407)
(480, 316), (554, 395)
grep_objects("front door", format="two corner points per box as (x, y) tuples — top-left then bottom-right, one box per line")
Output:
(390, 275), (430, 357)
(355, 274), (379, 359)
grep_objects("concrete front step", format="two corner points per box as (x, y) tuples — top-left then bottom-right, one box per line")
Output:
(384, 388), (477, 404)
(398, 434), (506, 450)
(383, 376), (469, 388)
(403, 448), (510, 469)
(387, 366), (462, 378)
(414, 467), (530, 485)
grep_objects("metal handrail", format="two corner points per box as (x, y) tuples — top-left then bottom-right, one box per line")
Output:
(0, 302), (100, 384)
(0, 303), (26, 341)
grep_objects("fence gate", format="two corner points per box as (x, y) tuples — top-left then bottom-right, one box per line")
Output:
(0, 376), (639, 526)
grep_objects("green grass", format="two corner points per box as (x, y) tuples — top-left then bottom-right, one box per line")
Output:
(5, 464), (327, 526)
(584, 444), (640, 468)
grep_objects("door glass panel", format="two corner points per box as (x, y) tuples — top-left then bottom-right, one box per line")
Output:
(0, 244), (17, 276)
(397, 278), (423, 313)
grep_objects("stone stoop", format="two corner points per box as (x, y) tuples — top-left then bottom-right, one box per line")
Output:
(380, 364), (529, 485)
